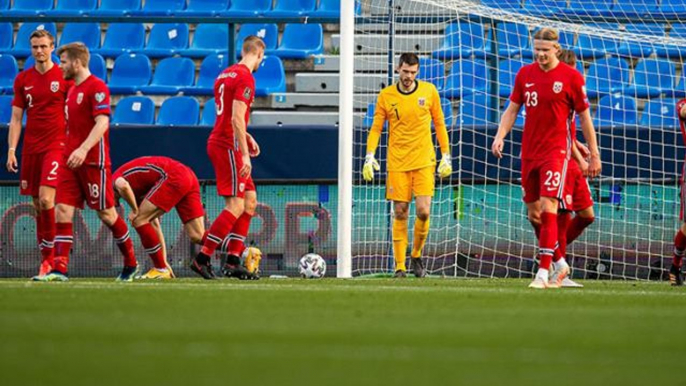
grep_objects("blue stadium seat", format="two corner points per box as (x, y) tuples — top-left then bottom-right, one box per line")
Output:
(314, 0), (341, 18)
(59, 23), (101, 50)
(523, 0), (566, 17)
(112, 96), (155, 125)
(574, 24), (620, 60)
(95, 23), (145, 58)
(563, 0), (613, 17)
(183, 0), (230, 16)
(89, 53), (107, 81)
(481, 0), (521, 10)
(157, 96), (200, 126)
(23, 53), (59, 70)
(617, 24), (664, 57)
(458, 92), (494, 126)
(183, 54), (229, 96)
(656, 24), (686, 58)
(669, 73), (686, 98)
(222, 0), (271, 16)
(432, 22), (491, 60)
(131, 0), (185, 16)
(417, 57), (445, 91)
(593, 94), (638, 128)
(48, 0), (97, 16)
(254, 56), (287, 96)
(12, 23), (57, 58)
(439, 59), (488, 99)
(10, 0), (53, 16)
(622, 58), (675, 98)
(658, 0), (686, 17)
(181, 24), (228, 58)
(0, 95), (12, 122)
(441, 98), (454, 128)
(200, 97), (216, 126)
(0, 54), (18, 94)
(585, 57), (629, 98)
(497, 58), (527, 98)
(140, 57), (195, 95)
(0, 23), (12, 53)
(275, 24), (324, 59)
(611, 0), (658, 18)
(92, 0), (141, 16)
(640, 98), (678, 128)
(267, 0), (316, 17)
(236, 24), (279, 56)
(141, 23), (189, 58)
(0, 0), (8, 10)
(108, 53), (152, 94)
(495, 23), (530, 58)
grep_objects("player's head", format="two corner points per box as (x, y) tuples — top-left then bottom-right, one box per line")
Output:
(241, 36), (266, 72)
(558, 48), (577, 67)
(29, 29), (55, 66)
(396, 53), (420, 89)
(533, 28), (561, 69)
(57, 42), (90, 80)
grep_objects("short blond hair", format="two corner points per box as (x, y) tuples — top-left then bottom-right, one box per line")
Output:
(29, 29), (55, 45)
(57, 42), (90, 67)
(533, 28), (561, 50)
(242, 35), (266, 55)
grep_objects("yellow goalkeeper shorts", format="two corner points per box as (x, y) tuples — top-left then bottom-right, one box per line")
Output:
(386, 165), (435, 202)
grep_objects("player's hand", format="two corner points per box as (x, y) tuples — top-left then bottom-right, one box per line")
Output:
(362, 153), (380, 182)
(247, 133), (260, 157)
(67, 147), (88, 169)
(6, 150), (18, 173)
(575, 140), (590, 159)
(586, 154), (601, 178)
(576, 157), (589, 174)
(240, 154), (252, 177)
(437, 153), (452, 179)
(491, 137), (504, 158)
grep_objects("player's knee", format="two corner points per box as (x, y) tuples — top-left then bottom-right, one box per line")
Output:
(55, 204), (72, 222)
(97, 209), (117, 226)
(188, 231), (203, 244)
(528, 212), (541, 226)
(581, 215), (595, 226)
(225, 199), (245, 216)
(37, 195), (54, 211)
(244, 197), (257, 215)
(416, 209), (430, 221)
(394, 211), (409, 221)
(130, 216), (149, 228)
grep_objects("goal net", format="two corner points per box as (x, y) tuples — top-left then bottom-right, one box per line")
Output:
(351, 0), (686, 280)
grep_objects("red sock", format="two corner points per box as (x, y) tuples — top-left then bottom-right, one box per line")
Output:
(39, 207), (55, 264)
(35, 213), (43, 248)
(673, 229), (686, 268)
(54, 222), (73, 273)
(200, 231), (208, 245)
(108, 216), (137, 267)
(554, 212), (571, 262)
(227, 212), (252, 256)
(538, 212), (558, 270)
(201, 210), (238, 256)
(135, 223), (166, 269)
(566, 215), (595, 246)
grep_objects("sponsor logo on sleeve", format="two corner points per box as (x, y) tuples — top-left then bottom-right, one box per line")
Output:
(96, 104), (109, 110)
(243, 87), (252, 100)
(94, 92), (106, 103)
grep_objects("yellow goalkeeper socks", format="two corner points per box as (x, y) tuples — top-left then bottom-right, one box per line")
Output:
(411, 217), (430, 258)
(392, 218), (408, 271)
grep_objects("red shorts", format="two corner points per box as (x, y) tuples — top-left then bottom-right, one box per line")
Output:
(521, 158), (569, 204)
(561, 163), (594, 212)
(56, 163), (115, 211)
(207, 142), (255, 198)
(144, 167), (205, 224)
(19, 149), (63, 197)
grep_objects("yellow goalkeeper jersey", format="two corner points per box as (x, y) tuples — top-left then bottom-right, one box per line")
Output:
(367, 80), (449, 172)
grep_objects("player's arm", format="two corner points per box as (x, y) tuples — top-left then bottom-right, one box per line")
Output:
(231, 100), (251, 177)
(491, 101), (520, 158)
(570, 141), (589, 174)
(577, 109), (601, 178)
(431, 87), (452, 178)
(67, 114), (109, 169)
(362, 94), (386, 181)
(6, 106), (23, 173)
(114, 177), (139, 221)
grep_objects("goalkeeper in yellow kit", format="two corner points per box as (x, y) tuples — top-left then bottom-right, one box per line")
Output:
(363, 53), (452, 278)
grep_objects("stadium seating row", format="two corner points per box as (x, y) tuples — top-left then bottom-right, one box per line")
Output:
(0, 0), (351, 18)
(0, 22), (324, 59)
(0, 53), (286, 96)
(483, 0), (686, 18)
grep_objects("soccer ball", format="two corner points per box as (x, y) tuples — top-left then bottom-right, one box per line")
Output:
(299, 253), (326, 279)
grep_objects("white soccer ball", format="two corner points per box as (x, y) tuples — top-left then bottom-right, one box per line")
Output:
(299, 253), (326, 279)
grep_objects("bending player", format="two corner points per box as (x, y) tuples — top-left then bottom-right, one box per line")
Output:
(491, 28), (601, 289)
(362, 52), (451, 278)
(46, 43), (136, 281)
(670, 99), (686, 286)
(6, 30), (71, 280)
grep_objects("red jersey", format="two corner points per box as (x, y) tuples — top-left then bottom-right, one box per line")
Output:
(65, 75), (112, 167)
(12, 65), (70, 155)
(510, 62), (589, 161)
(208, 63), (255, 150)
(113, 156), (191, 202)
(677, 99), (686, 148)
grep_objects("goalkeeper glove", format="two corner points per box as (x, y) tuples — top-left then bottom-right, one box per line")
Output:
(437, 153), (452, 178)
(362, 153), (380, 182)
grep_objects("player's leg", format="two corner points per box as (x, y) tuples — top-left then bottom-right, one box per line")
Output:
(387, 169), (411, 277)
(527, 200), (542, 239)
(409, 166), (435, 278)
(536, 195), (562, 288)
(222, 186), (259, 279)
(33, 149), (61, 278)
(567, 176), (596, 246)
(184, 217), (206, 245)
(47, 203), (76, 281)
(670, 222), (686, 286)
(130, 200), (171, 280)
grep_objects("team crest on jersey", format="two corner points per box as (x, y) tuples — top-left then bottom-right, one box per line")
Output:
(418, 97), (426, 107)
(243, 87), (252, 100)
(553, 81), (563, 94)
(95, 92), (106, 103)
(50, 81), (59, 93)
(76, 92), (84, 104)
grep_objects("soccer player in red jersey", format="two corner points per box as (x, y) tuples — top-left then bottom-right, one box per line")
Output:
(670, 99), (686, 286)
(6, 30), (70, 280)
(491, 28), (601, 289)
(189, 36), (265, 279)
(44, 43), (136, 281)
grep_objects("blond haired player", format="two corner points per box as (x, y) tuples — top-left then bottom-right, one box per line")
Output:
(363, 53), (451, 278)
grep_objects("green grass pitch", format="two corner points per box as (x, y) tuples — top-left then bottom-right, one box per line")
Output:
(0, 278), (684, 386)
